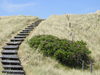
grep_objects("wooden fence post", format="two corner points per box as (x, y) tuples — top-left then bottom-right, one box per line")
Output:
(90, 61), (93, 73)
(82, 60), (84, 71)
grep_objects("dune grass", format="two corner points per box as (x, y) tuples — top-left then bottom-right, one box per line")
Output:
(23, 12), (100, 74)
(0, 11), (100, 75)
(19, 38), (100, 75)
(0, 16), (38, 49)
(29, 13), (100, 65)
(0, 16), (38, 74)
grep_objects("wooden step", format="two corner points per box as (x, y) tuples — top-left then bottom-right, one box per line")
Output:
(1, 20), (42, 75)
(28, 25), (34, 27)
(3, 74), (24, 75)
(2, 70), (24, 74)
(3, 65), (22, 68)
(1, 60), (20, 64)
(3, 45), (19, 50)
(25, 28), (33, 30)
(35, 21), (41, 25)
(11, 38), (24, 42)
(7, 41), (21, 45)
(2, 74), (24, 75)
(21, 30), (30, 32)
(22, 29), (31, 32)
(20, 31), (29, 34)
(31, 22), (35, 24)
(25, 26), (33, 28)
(1, 55), (18, 59)
(14, 35), (26, 38)
(26, 27), (34, 29)
(18, 33), (29, 36)
(2, 50), (17, 54)
(27, 26), (34, 28)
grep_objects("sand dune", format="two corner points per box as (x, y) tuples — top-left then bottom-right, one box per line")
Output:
(0, 11), (100, 75)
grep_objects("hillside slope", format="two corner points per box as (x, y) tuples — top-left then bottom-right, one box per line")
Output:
(18, 12), (100, 75)
(0, 16), (38, 50)
(30, 12), (100, 63)
(0, 12), (100, 75)
(0, 16), (38, 74)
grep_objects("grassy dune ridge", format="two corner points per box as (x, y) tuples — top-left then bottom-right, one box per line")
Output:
(29, 12), (100, 63)
(0, 11), (100, 75)
(0, 16), (38, 74)
(23, 12), (100, 74)
(0, 16), (38, 50)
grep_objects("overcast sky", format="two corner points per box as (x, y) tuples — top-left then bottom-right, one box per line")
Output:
(0, 0), (100, 18)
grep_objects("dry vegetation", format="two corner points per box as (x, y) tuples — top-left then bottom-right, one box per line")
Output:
(0, 16), (38, 50)
(0, 11), (100, 75)
(29, 12), (100, 64)
(21, 11), (100, 75)
(0, 16), (38, 74)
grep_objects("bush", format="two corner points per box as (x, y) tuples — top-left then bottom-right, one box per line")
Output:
(28, 35), (92, 68)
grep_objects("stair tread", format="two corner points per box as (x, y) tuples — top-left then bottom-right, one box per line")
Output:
(11, 38), (24, 41)
(25, 27), (33, 29)
(3, 45), (19, 49)
(24, 29), (32, 30)
(23, 29), (31, 31)
(18, 33), (29, 34)
(2, 70), (25, 75)
(1, 60), (20, 63)
(20, 31), (29, 33)
(25, 26), (33, 29)
(2, 55), (18, 58)
(27, 26), (34, 28)
(7, 41), (21, 45)
(14, 35), (26, 38)
(2, 70), (24, 73)
(3, 65), (22, 68)
(2, 74), (24, 75)
(18, 33), (29, 35)
(3, 49), (18, 51)
(21, 31), (30, 33)
(2, 50), (17, 53)
(28, 25), (33, 26)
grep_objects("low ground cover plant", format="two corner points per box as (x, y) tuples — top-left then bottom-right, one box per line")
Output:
(28, 35), (92, 68)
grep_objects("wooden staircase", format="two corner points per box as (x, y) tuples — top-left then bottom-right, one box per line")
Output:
(0, 20), (43, 75)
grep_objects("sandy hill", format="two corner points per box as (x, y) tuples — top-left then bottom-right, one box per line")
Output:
(0, 12), (100, 75)
(0, 16), (38, 50)
(0, 16), (38, 74)
(30, 12), (100, 63)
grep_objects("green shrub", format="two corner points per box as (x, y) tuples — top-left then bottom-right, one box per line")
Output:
(28, 35), (92, 68)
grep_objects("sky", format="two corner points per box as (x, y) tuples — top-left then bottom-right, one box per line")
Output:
(0, 0), (100, 18)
